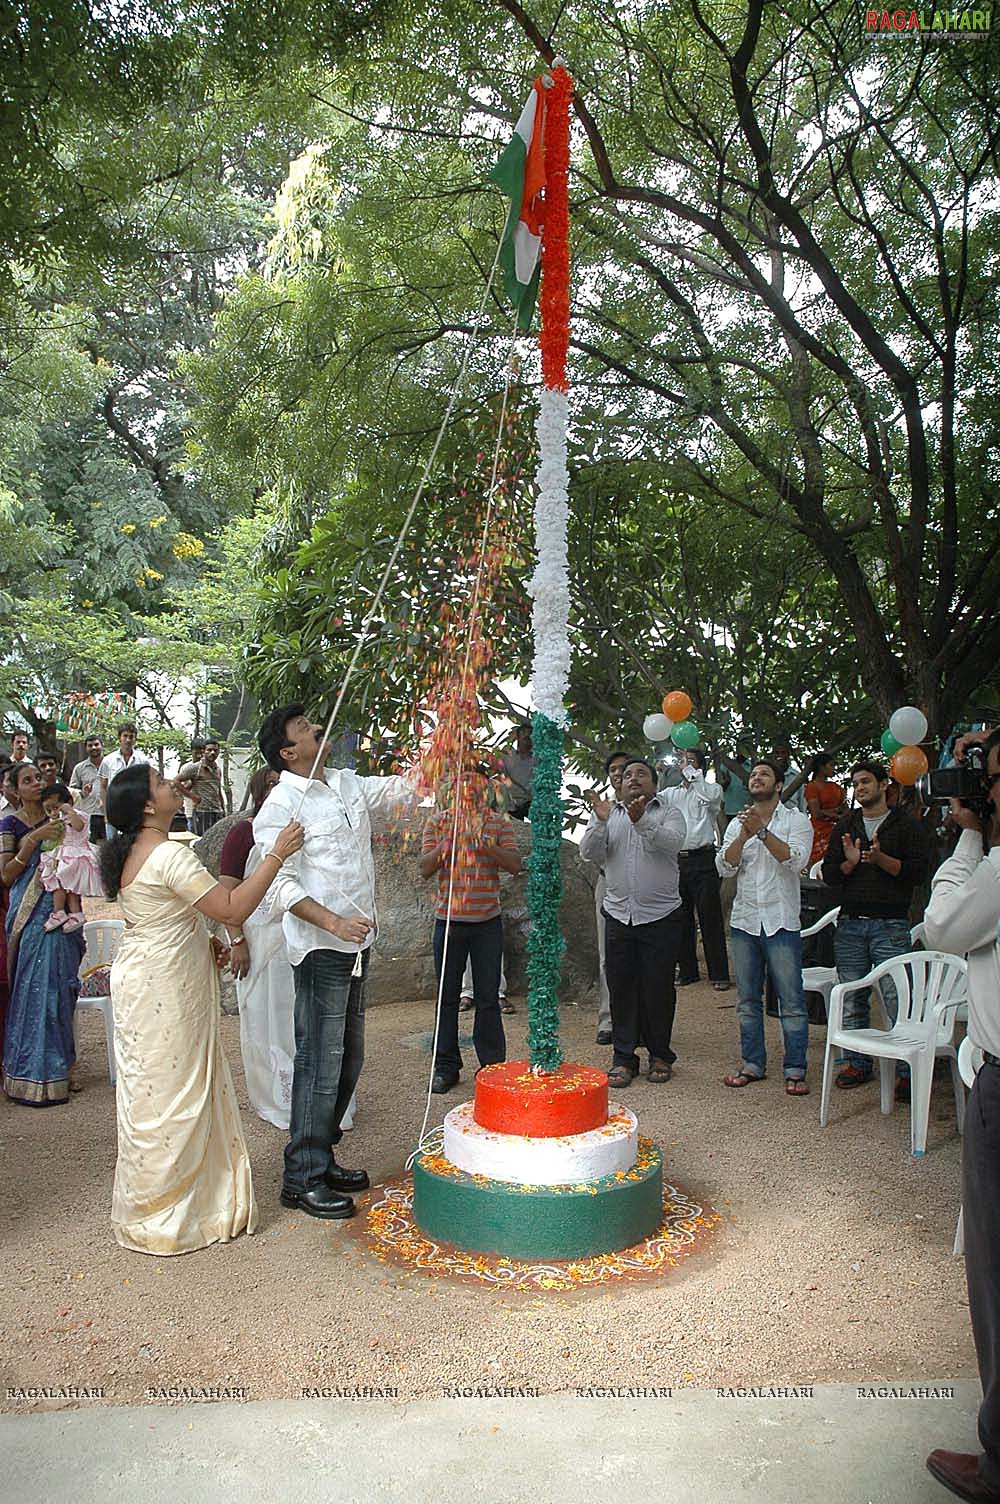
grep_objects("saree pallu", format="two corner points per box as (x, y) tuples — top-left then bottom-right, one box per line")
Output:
(2, 822), (85, 1105)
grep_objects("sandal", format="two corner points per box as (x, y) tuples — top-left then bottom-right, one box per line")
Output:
(785, 1078), (810, 1096)
(648, 1060), (673, 1083)
(607, 1065), (636, 1088)
(835, 1064), (873, 1089)
(722, 1071), (764, 1088)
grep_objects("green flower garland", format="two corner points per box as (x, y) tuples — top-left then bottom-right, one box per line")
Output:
(526, 710), (565, 1072)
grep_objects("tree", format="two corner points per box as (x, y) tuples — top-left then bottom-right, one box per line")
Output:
(190, 1), (1000, 767)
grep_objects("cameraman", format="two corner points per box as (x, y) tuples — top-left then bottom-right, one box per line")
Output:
(925, 728), (1000, 1503)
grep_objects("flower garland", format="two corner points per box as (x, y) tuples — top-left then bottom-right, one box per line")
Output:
(526, 710), (565, 1071)
(526, 63), (573, 1074)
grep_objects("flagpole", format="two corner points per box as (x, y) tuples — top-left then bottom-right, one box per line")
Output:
(525, 62), (573, 1074)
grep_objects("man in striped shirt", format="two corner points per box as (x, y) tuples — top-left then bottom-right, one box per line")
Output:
(420, 782), (522, 1094)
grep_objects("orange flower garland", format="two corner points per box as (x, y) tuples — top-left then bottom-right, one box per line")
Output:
(539, 66), (572, 394)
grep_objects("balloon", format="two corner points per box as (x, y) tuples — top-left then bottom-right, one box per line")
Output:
(888, 705), (928, 746)
(890, 745), (928, 786)
(671, 720), (701, 749)
(643, 713), (673, 742)
(662, 690), (693, 723)
(880, 728), (902, 757)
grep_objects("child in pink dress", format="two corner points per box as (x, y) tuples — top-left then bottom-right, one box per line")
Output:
(40, 783), (103, 933)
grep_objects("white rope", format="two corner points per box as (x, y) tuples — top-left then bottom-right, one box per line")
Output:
(275, 232), (509, 955)
(289, 231), (508, 827)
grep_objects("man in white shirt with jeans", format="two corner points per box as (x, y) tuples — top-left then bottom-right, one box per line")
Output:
(925, 728), (1000, 1504)
(717, 759), (813, 1094)
(253, 703), (416, 1221)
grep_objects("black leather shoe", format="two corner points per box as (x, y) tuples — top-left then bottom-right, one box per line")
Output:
(280, 1184), (356, 1219)
(926, 1450), (1000, 1502)
(596, 1029), (613, 1045)
(326, 1158), (370, 1193)
(431, 1071), (460, 1094)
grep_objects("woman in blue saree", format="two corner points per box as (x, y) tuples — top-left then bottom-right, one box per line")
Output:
(1, 762), (85, 1105)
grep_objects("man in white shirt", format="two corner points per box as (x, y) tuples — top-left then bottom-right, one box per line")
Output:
(924, 728), (1000, 1504)
(717, 759), (813, 1094)
(253, 702), (417, 1221)
(99, 723), (150, 838)
(660, 747), (730, 990)
(580, 758), (686, 1087)
(70, 736), (105, 840)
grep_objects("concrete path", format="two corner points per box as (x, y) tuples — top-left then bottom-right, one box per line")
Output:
(0, 1384), (980, 1502)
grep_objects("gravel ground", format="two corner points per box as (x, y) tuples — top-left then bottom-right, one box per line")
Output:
(0, 964), (976, 1414)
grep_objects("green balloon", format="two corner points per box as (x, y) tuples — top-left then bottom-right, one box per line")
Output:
(671, 720), (700, 749)
(880, 728), (902, 756)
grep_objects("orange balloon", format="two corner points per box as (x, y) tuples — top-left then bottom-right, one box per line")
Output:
(662, 690), (693, 722)
(890, 745), (928, 786)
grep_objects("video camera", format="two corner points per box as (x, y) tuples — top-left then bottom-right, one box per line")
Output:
(916, 742), (992, 819)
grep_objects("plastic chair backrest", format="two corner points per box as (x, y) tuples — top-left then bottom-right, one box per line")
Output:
(868, 950), (968, 1040)
(81, 918), (125, 972)
(958, 1034), (985, 1088)
(801, 906), (840, 940)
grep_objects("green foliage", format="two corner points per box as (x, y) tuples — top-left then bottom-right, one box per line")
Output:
(190, 0), (1000, 756)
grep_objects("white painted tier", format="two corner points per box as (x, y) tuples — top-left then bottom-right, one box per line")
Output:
(442, 1101), (638, 1186)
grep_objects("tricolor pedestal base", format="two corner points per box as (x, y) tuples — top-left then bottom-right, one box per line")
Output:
(413, 1061), (663, 1261)
(412, 1140), (662, 1261)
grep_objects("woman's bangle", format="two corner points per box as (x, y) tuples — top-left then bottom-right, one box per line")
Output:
(10, 852), (24, 868)
(263, 851), (283, 868)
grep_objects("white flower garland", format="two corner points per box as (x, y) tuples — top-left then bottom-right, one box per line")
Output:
(529, 387), (571, 726)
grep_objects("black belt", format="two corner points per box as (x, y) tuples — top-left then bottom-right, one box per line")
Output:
(678, 845), (716, 858)
(984, 1053), (1000, 1068)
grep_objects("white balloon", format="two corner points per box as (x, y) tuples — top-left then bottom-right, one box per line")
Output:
(642, 713), (673, 742)
(888, 705), (928, 745)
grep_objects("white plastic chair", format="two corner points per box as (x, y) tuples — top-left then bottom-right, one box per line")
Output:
(76, 919), (124, 1085)
(911, 921), (969, 1023)
(801, 905), (840, 1019)
(808, 860), (825, 880)
(953, 1036), (986, 1256)
(820, 950), (968, 1156)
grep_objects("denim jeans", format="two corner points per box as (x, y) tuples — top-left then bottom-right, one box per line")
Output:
(833, 916), (913, 1072)
(731, 926), (808, 1080)
(284, 947), (367, 1191)
(433, 915), (506, 1076)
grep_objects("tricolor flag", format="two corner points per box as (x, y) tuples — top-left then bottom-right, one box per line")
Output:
(489, 77), (547, 331)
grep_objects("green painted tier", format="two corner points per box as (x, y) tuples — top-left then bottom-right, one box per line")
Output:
(412, 1141), (663, 1260)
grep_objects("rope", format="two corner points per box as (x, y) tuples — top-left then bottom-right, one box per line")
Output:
(273, 233), (509, 953)
(289, 231), (508, 828)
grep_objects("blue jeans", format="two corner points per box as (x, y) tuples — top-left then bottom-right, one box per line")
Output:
(833, 916), (913, 1072)
(284, 947), (367, 1191)
(731, 926), (808, 1080)
(432, 916), (505, 1076)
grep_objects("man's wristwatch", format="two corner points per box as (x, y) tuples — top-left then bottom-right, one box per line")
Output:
(756, 827), (769, 842)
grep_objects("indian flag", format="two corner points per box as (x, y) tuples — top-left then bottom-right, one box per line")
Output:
(489, 77), (547, 331)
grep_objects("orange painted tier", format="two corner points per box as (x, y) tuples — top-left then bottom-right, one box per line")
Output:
(473, 1060), (608, 1138)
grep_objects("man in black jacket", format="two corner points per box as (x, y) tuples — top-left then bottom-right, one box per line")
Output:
(821, 759), (930, 1092)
